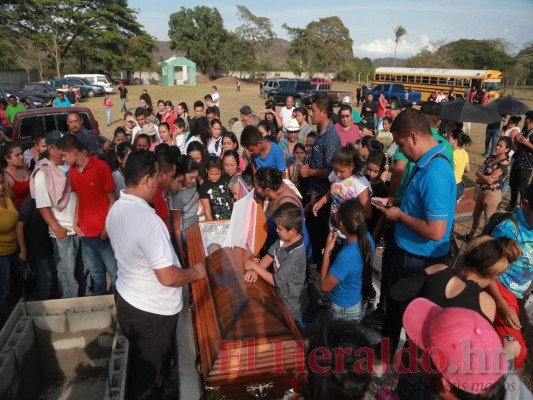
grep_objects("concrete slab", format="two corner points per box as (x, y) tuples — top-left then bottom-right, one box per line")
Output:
(177, 285), (202, 399)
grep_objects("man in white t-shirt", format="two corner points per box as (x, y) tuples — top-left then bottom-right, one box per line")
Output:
(106, 150), (206, 399)
(33, 130), (81, 299)
(279, 96), (296, 135)
(211, 85), (220, 108)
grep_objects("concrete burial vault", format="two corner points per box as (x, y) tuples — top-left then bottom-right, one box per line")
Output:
(0, 295), (127, 400)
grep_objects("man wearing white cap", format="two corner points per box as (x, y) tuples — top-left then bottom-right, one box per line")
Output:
(341, 96), (362, 124)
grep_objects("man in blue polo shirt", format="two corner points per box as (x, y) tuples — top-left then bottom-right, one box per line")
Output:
(373, 108), (456, 354)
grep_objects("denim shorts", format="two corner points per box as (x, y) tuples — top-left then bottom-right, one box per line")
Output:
(329, 301), (365, 322)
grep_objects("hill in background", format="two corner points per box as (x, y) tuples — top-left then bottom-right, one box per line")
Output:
(152, 40), (405, 71)
(372, 57), (407, 67)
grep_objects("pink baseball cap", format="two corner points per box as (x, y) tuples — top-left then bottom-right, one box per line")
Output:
(403, 298), (507, 394)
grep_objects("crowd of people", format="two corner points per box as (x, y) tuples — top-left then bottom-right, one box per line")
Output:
(0, 85), (532, 400)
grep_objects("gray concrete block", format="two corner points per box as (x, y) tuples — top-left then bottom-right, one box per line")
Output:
(67, 310), (113, 333)
(0, 352), (15, 395)
(32, 314), (67, 333)
(5, 319), (34, 364)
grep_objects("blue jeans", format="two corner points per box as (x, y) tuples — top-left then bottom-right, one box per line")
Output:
(32, 255), (56, 301)
(375, 116), (383, 131)
(485, 127), (500, 155)
(80, 237), (117, 295)
(456, 182), (465, 201)
(120, 98), (127, 112)
(0, 253), (15, 328)
(105, 108), (112, 125)
(53, 235), (81, 298)
(329, 301), (365, 322)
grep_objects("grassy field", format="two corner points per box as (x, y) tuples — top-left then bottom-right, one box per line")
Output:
(81, 80), (533, 196)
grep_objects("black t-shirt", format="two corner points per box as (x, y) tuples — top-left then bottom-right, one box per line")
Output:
(18, 197), (54, 261)
(118, 86), (128, 99)
(65, 91), (76, 104)
(198, 174), (233, 220)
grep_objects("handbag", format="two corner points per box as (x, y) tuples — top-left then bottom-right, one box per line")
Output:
(12, 257), (36, 286)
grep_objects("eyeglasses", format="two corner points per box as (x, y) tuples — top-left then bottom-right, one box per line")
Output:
(126, 120), (135, 123)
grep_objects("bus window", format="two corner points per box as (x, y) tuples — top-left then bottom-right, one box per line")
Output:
(408, 76), (415, 83)
(430, 77), (437, 85)
(385, 74), (390, 81)
(401, 75), (407, 83)
(415, 76), (421, 83)
(422, 76), (429, 84)
(447, 78), (455, 86)
(395, 75), (401, 81)
(484, 81), (501, 91)
(463, 79), (470, 88)
(455, 79), (462, 87)
(438, 78), (446, 85)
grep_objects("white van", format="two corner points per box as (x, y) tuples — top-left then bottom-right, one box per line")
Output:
(64, 74), (114, 93)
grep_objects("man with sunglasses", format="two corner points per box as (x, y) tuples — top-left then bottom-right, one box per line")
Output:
(5, 95), (25, 125)
(334, 103), (361, 145)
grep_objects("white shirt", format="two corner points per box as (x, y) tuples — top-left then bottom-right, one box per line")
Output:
(106, 191), (183, 315)
(211, 91), (220, 107)
(34, 166), (78, 238)
(280, 106), (295, 130)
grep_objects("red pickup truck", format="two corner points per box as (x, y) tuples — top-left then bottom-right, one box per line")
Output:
(310, 76), (333, 87)
(11, 106), (102, 151)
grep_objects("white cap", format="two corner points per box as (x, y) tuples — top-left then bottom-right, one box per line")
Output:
(342, 96), (351, 104)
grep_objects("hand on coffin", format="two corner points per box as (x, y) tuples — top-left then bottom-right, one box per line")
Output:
(244, 270), (258, 283)
(245, 259), (259, 271)
(192, 263), (206, 280)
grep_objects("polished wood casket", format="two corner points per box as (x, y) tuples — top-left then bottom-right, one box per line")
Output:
(185, 220), (304, 400)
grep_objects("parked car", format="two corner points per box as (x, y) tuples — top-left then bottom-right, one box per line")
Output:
(11, 106), (107, 152)
(21, 83), (57, 106)
(267, 80), (315, 107)
(51, 77), (105, 98)
(260, 78), (288, 99)
(64, 74), (114, 93)
(371, 84), (422, 109)
(310, 83), (352, 106)
(310, 76), (333, 86)
(0, 87), (45, 108)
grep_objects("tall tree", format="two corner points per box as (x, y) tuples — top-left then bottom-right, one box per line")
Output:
(516, 42), (533, 84)
(168, 6), (228, 75)
(222, 32), (257, 78)
(0, 0), (149, 78)
(235, 5), (276, 60)
(393, 25), (408, 67)
(283, 17), (352, 75)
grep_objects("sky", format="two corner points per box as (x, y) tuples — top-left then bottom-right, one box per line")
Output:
(128, 0), (533, 59)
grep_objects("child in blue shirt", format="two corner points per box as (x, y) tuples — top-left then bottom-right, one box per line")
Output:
(240, 125), (286, 177)
(320, 198), (375, 322)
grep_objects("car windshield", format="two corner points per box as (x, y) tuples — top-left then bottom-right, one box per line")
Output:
(41, 83), (55, 91)
(6, 88), (25, 98)
(80, 78), (93, 85)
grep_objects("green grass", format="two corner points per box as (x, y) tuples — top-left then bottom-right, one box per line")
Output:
(81, 81), (533, 191)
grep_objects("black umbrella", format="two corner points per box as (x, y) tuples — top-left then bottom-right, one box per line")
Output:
(485, 97), (531, 116)
(440, 100), (501, 124)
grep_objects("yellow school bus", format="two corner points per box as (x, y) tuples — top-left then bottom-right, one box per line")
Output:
(373, 67), (502, 101)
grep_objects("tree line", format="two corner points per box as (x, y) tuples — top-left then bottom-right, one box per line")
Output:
(0, 2), (530, 85)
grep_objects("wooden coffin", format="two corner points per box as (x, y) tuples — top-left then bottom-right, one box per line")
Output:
(185, 222), (304, 400)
